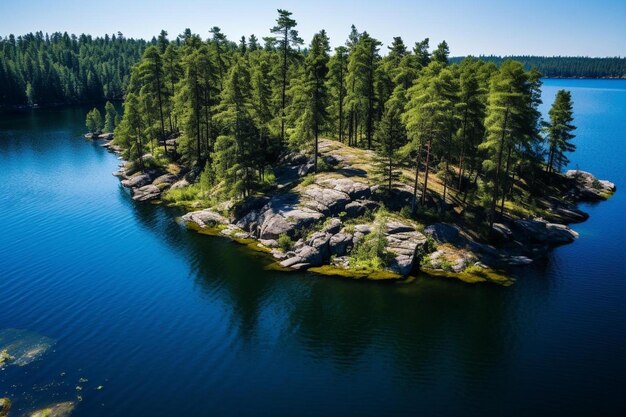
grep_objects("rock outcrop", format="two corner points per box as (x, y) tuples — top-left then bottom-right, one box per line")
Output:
(566, 170), (616, 201)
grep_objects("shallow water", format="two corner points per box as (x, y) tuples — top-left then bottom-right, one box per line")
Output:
(0, 80), (625, 416)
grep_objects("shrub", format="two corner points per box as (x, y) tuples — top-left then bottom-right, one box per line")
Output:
(277, 234), (294, 252)
(301, 175), (316, 187)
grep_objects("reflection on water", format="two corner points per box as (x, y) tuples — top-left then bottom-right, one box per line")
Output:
(1, 81), (626, 417)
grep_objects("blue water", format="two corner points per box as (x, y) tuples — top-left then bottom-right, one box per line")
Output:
(0, 80), (625, 416)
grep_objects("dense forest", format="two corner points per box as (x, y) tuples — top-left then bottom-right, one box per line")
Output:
(0, 31), (146, 107)
(101, 10), (578, 230)
(451, 55), (626, 78)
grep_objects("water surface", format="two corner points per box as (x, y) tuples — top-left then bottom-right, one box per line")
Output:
(0, 80), (625, 416)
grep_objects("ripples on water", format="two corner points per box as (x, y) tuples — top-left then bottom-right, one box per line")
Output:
(0, 80), (625, 416)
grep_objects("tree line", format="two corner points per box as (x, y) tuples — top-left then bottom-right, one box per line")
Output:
(451, 55), (626, 78)
(0, 31), (146, 107)
(111, 10), (577, 228)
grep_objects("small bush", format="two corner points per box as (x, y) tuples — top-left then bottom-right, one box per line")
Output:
(301, 175), (316, 187)
(277, 234), (294, 252)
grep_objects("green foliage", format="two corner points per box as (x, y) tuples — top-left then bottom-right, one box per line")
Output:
(277, 234), (294, 252)
(450, 55), (626, 79)
(546, 89), (576, 173)
(0, 32), (145, 107)
(349, 219), (391, 271)
(162, 184), (202, 206)
(82, 15), (581, 230)
(104, 101), (117, 133)
(85, 107), (103, 134)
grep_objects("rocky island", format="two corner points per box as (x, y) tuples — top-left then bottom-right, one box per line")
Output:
(100, 134), (614, 285)
(79, 19), (617, 286)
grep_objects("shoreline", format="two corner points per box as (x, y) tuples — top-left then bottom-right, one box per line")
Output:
(95, 134), (616, 286)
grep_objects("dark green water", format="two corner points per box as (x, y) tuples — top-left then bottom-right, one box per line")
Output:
(0, 79), (625, 416)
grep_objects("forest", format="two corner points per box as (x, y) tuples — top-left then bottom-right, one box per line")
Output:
(451, 55), (626, 78)
(0, 31), (146, 107)
(95, 9), (578, 232)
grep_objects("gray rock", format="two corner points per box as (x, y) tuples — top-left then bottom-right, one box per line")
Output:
(354, 224), (372, 234)
(344, 201), (366, 218)
(329, 232), (353, 256)
(152, 173), (177, 186)
(259, 239), (279, 248)
(302, 184), (350, 215)
(384, 221), (427, 275)
(121, 173), (151, 188)
(424, 223), (462, 245)
(322, 218), (342, 234)
(170, 179), (189, 190)
(298, 163), (315, 177)
(132, 184), (161, 201)
(182, 210), (228, 228)
(491, 223), (513, 241)
(513, 219), (579, 245)
(318, 178), (371, 200)
(565, 170), (616, 201)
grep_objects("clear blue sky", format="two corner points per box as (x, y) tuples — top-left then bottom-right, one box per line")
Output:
(1, 0), (624, 56)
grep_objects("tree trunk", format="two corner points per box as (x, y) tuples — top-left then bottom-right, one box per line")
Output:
(421, 137), (432, 206)
(411, 137), (424, 213)
(490, 107), (509, 229)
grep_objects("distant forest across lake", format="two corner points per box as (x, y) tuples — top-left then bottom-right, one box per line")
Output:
(451, 56), (626, 79)
(1, 31), (625, 109)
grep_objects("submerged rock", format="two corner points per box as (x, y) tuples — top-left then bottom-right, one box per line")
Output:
(0, 329), (54, 367)
(0, 349), (14, 368)
(0, 398), (11, 417)
(28, 401), (75, 417)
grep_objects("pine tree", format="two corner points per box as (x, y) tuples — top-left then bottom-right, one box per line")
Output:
(432, 40), (449, 65)
(212, 60), (259, 198)
(271, 9), (303, 146)
(480, 61), (533, 226)
(374, 88), (406, 192)
(546, 90), (576, 174)
(290, 30), (330, 172)
(403, 62), (456, 207)
(104, 101), (117, 133)
(85, 107), (103, 134)
(345, 32), (381, 149)
(327, 46), (348, 142)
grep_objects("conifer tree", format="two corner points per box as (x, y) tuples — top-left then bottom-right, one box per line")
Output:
(289, 30), (330, 172)
(86, 107), (103, 134)
(546, 90), (576, 174)
(432, 40), (450, 65)
(327, 46), (348, 142)
(104, 101), (117, 133)
(212, 60), (258, 197)
(481, 61), (532, 226)
(271, 9), (303, 146)
(374, 88), (406, 192)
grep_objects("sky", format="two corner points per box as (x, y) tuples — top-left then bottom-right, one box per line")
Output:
(1, 0), (625, 57)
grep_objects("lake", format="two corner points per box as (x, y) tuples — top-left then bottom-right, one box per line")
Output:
(1, 79), (625, 417)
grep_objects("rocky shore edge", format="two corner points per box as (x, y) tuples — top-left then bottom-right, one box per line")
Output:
(97, 135), (616, 285)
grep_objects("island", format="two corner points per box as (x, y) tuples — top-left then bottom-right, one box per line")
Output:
(81, 11), (615, 285)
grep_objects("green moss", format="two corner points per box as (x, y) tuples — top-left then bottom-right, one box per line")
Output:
(309, 265), (400, 281)
(420, 266), (514, 286)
